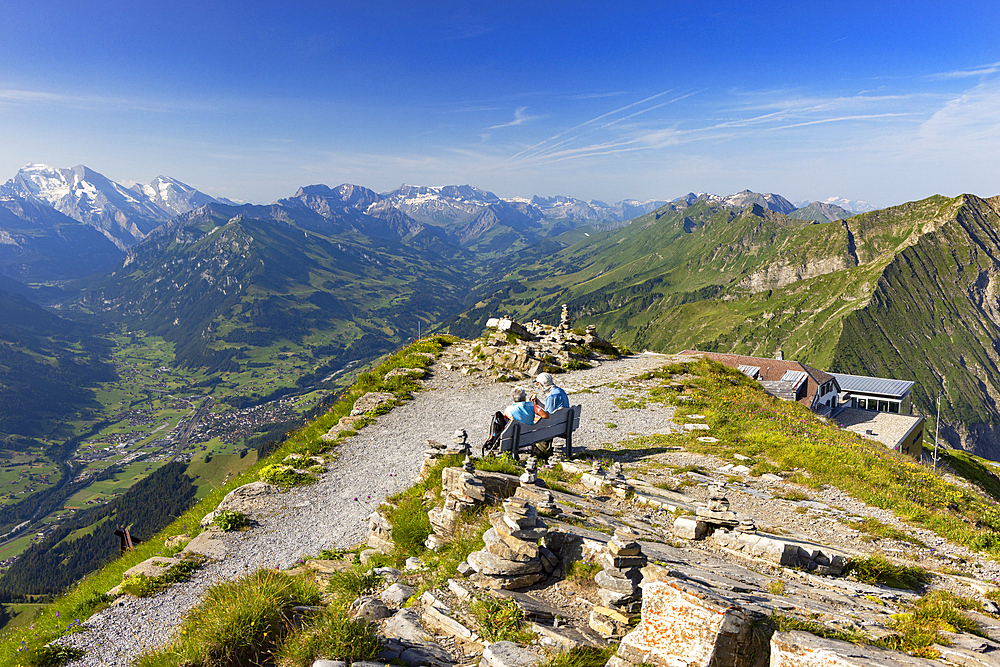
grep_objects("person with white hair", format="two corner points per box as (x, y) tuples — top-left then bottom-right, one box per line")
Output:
(503, 387), (535, 425)
(530, 372), (569, 420)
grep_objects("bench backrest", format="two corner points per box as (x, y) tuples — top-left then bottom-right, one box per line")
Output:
(497, 404), (582, 454)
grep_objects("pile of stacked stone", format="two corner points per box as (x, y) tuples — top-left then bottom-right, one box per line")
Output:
(590, 529), (647, 637)
(479, 306), (617, 377)
(426, 456), (487, 550)
(695, 483), (743, 529)
(605, 462), (632, 499)
(420, 430), (471, 477)
(465, 487), (558, 589)
(513, 456), (559, 515)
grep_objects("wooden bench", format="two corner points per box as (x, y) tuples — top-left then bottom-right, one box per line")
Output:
(497, 405), (582, 461)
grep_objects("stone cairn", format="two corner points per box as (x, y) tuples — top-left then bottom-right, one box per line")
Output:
(597, 529), (647, 611)
(590, 529), (647, 637)
(465, 486), (558, 589)
(695, 483), (741, 529)
(514, 456), (559, 515)
(479, 306), (617, 379)
(421, 430), (471, 477)
(426, 456), (486, 550)
(606, 461), (632, 498)
(558, 303), (572, 332)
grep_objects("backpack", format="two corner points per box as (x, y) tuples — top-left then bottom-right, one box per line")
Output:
(481, 411), (510, 456)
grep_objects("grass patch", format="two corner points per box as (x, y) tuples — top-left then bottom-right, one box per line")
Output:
(326, 568), (383, 603)
(538, 646), (616, 667)
(469, 596), (536, 644)
(847, 555), (930, 591)
(564, 560), (601, 584)
(840, 517), (926, 547)
(634, 358), (1000, 558)
(133, 568), (322, 667)
(774, 489), (810, 502)
(121, 557), (204, 598)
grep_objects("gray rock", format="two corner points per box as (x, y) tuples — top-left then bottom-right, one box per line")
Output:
(399, 641), (454, 667)
(350, 392), (395, 416)
(349, 595), (392, 622)
(381, 582), (416, 607)
(481, 641), (543, 667)
(405, 556), (425, 571)
(468, 549), (543, 576)
(180, 531), (227, 560)
(200, 481), (280, 526)
(673, 516), (708, 540)
(313, 661), (347, 667)
(596, 569), (640, 594)
(383, 608), (432, 643)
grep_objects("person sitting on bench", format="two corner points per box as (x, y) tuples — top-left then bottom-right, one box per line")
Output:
(503, 387), (536, 425)
(530, 372), (569, 419)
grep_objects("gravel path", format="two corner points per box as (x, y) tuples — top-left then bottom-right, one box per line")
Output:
(61, 350), (678, 666)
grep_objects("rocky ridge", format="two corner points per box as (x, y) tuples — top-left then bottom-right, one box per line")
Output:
(54, 342), (1000, 667)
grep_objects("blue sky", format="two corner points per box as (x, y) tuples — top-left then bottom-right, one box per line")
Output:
(1, 1), (999, 208)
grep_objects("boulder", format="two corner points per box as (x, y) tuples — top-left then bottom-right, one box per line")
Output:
(350, 392), (395, 416)
(381, 582), (416, 607)
(200, 481), (280, 526)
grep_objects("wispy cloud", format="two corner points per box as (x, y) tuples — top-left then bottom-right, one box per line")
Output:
(488, 107), (546, 129)
(570, 91), (630, 100)
(931, 61), (1000, 79)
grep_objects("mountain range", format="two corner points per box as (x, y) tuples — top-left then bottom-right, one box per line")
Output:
(0, 163), (874, 283)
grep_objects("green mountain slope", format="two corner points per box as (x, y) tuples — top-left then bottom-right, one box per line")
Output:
(78, 203), (476, 374)
(0, 290), (114, 437)
(455, 194), (1000, 459)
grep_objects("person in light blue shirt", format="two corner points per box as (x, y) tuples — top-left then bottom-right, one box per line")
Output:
(503, 387), (536, 425)
(531, 372), (569, 419)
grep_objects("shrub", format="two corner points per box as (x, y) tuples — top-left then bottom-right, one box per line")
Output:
(258, 463), (315, 489)
(213, 510), (248, 532)
(121, 573), (161, 598)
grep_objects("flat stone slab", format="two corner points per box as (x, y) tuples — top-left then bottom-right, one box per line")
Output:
(481, 641), (542, 667)
(490, 589), (569, 621)
(532, 622), (605, 651)
(350, 391), (395, 416)
(770, 630), (939, 666)
(180, 530), (227, 560)
(121, 557), (181, 581)
(383, 608), (433, 643)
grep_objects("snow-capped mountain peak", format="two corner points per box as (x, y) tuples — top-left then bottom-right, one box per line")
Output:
(1, 164), (222, 249)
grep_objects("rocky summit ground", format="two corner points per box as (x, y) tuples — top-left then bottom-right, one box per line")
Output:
(58, 344), (1000, 667)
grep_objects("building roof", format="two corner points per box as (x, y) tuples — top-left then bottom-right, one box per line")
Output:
(832, 408), (924, 451)
(829, 372), (914, 399)
(682, 351), (837, 408)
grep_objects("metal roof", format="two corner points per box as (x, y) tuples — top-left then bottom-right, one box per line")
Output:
(781, 370), (808, 389)
(738, 365), (760, 379)
(829, 372), (914, 399)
